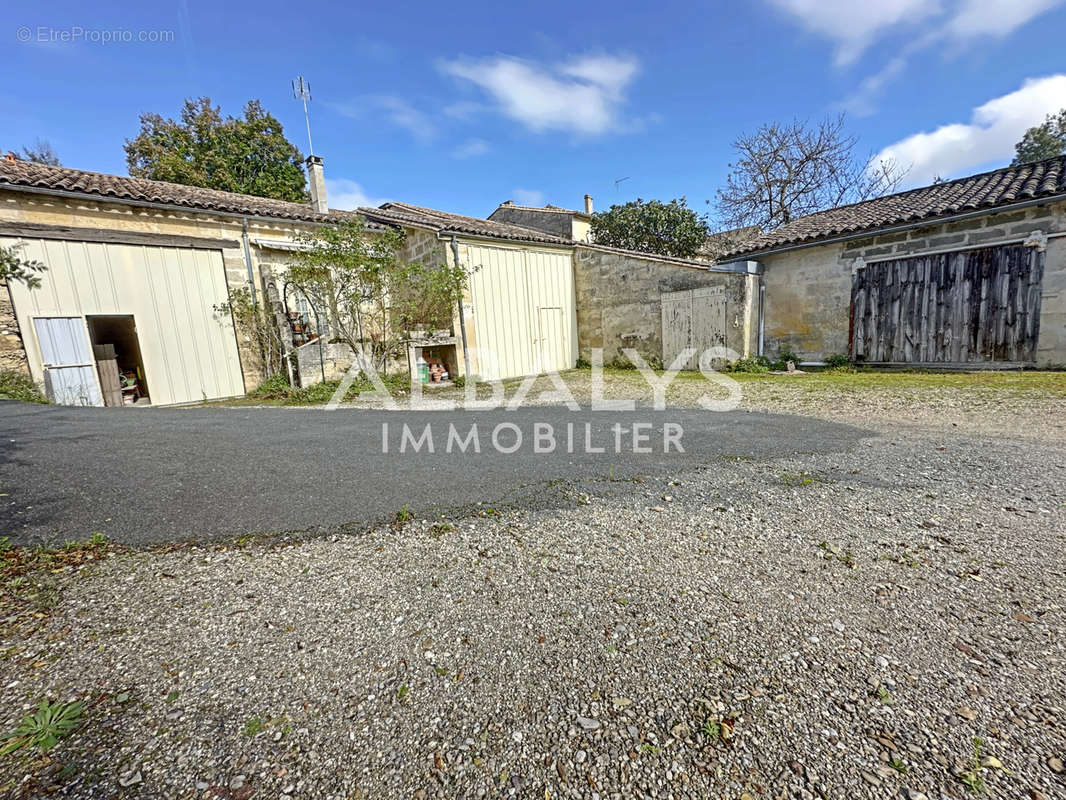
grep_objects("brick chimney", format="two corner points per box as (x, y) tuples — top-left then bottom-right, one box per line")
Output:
(306, 155), (328, 213)
(584, 194), (594, 214)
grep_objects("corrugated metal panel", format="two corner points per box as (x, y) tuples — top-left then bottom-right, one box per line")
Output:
(465, 243), (576, 379)
(33, 316), (101, 406)
(4, 237), (244, 405)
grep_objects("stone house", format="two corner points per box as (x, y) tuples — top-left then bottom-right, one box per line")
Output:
(719, 157), (1066, 367)
(1, 156), (754, 404)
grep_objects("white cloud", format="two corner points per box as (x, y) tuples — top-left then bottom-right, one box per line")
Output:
(946, 0), (1063, 39)
(873, 75), (1066, 185)
(324, 178), (389, 210)
(452, 138), (490, 159)
(512, 188), (545, 206)
(440, 53), (639, 136)
(328, 96), (436, 143)
(767, 0), (937, 65)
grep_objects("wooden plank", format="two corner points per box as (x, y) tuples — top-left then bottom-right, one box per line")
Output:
(0, 221), (239, 251)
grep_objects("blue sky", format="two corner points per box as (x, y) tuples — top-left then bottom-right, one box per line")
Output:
(6, 0), (1066, 221)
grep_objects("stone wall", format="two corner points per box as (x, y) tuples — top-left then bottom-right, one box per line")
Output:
(574, 246), (756, 366)
(0, 279), (29, 373)
(758, 200), (1066, 366)
(295, 340), (355, 387)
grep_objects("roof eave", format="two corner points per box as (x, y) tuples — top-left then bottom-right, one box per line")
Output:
(727, 192), (1066, 261)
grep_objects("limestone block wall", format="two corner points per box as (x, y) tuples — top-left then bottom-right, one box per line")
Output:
(0, 279), (29, 373)
(759, 201), (1066, 366)
(574, 246), (756, 367)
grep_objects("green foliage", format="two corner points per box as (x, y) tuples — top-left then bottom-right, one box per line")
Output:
(1012, 108), (1066, 165)
(242, 717), (264, 737)
(959, 737), (987, 793)
(824, 353), (851, 369)
(0, 369), (48, 403)
(726, 356), (770, 373)
(590, 198), (708, 258)
(125, 97), (307, 202)
(700, 719), (722, 741)
(214, 286), (288, 380)
(287, 219), (468, 372)
(394, 504), (414, 524)
(0, 244), (47, 290)
(247, 374), (293, 400)
(1, 699), (85, 756)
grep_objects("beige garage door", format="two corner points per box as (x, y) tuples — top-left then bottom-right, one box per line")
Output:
(465, 243), (577, 379)
(5, 238), (245, 405)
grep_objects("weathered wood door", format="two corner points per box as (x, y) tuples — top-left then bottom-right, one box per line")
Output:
(850, 244), (1044, 365)
(661, 286), (726, 369)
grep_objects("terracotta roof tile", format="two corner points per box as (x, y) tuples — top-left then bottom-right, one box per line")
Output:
(723, 156), (1066, 259)
(0, 159), (356, 223)
(361, 202), (569, 245)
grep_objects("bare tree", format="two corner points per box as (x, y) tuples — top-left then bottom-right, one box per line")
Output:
(715, 115), (905, 231)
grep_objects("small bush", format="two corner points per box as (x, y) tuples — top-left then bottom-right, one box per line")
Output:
(824, 353), (851, 369)
(0, 369), (48, 404)
(727, 356), (771, 374)
(247, 374), (292, 399)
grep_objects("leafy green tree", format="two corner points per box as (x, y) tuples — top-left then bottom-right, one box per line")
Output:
(590, 198), (708, 258)
(124, 98), (307, 202)
(286, 220), (466, 371)
(0, 244), (46, 288)
(1012, 109), (1066, 165)
(21, 139), (61, 166)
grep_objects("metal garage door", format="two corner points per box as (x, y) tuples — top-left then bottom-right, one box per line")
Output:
(851, 244), (1044, 365)
(5, 238), (245, 405)
(465, 243), (577, 379)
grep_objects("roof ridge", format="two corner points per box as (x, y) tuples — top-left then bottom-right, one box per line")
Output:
(722, 155), (1066, 259)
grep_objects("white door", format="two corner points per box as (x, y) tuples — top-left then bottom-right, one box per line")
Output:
(465, 244), (576, 379)
(33, 317), (102, 406)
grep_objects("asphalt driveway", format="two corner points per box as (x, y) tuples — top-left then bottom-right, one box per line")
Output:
(0, 401), (867, 546)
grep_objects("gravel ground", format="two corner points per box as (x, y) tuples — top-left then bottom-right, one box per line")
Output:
(1, 383), (1064, 799)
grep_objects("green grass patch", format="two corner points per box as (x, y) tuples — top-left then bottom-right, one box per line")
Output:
(0, 369), (48, 404)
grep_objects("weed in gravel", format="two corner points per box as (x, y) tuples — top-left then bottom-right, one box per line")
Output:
(394, 505), (414, 525)
(1, 698), (85, 755)
(396, 684), (409, 702)
(639, 743), (661, 756)
(876, 686), (896, 706)
(959, 737), (988, 793)
(242, 717), (264, 737)
(888, 756), (908, 774)
(700, 719), (722, 741)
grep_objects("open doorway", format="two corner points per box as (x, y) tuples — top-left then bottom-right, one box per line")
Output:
(86, 315), (150, 406)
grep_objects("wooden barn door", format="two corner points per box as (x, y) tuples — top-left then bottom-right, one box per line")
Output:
(850, 244), (1044, 365)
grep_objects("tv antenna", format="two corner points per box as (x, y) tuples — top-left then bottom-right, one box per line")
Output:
(292, 76), (314, 156)
(614, 176), (630, 192)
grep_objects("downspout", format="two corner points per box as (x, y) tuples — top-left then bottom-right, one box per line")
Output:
(450, 235), (472, 378)
(241, 218), (258, 305)
(758, 272), (765, 357)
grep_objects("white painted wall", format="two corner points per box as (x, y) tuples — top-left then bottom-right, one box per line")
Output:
(5, 238), (245, 405)
(464, 242), (577, 379)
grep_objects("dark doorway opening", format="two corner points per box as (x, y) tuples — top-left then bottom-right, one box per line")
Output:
(87, 315), (150, 406)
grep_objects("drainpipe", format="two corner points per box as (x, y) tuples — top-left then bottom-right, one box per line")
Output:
(241, 218), (258, 305)
(758, 273), (765, 357)
(450, 235), (472, 377)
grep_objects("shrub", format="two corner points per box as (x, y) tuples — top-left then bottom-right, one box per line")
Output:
(824, 353), (851, 369)
(769, 350), (800, 371)
(0, 369), (48, 403)
(247, 374), (292, 399)
(727, 356), (771, 374)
